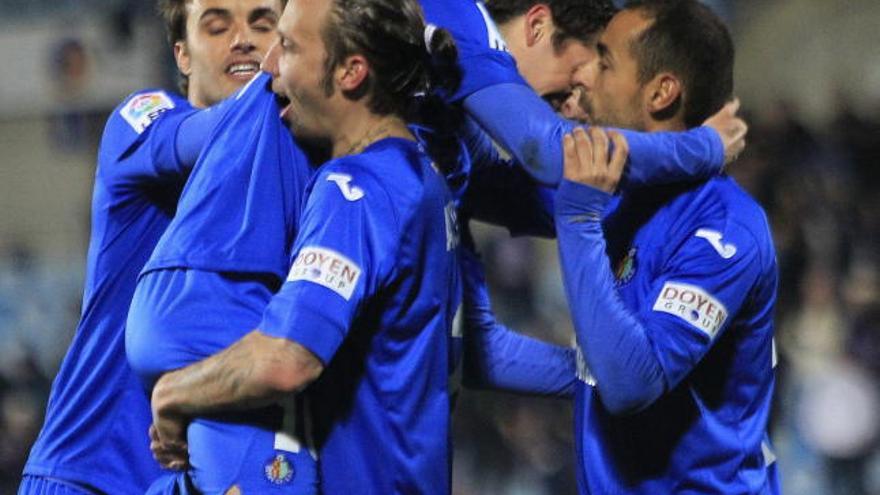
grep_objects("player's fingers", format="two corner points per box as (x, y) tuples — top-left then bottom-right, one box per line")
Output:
(728, 138), (746, 165)
(724, 118), (748, 165)
(158, 455), (187, 471)
(562, 132), (577, 181)
(730, 115), (747, 139)
(607, 131), (629, 189)
(588, 126), (610, 172)
(727, 97), (741, 116)
(572, 127), (593, 180)
(152, 442), (188, 469)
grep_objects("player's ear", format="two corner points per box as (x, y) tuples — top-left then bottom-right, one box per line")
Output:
(523, 3), (552, 47)
(336, 54), (369, 93)
(174, 41), (192, 77)
(645, 72), (682, 119)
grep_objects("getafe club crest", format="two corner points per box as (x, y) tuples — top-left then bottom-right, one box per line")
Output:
(265, 453), (295, 485)
(615, 247), (637, 285)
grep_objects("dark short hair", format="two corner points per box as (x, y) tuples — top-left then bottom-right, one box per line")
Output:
(320, 0), (461, 119)
(157, 0), (188, 48)
(485, 0), (617, 51)
(625, 0), (734, 127)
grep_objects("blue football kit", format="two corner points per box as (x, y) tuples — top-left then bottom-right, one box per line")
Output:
(20, 88), (207, 495)
(555, 175), (780, 494)
(258, 135), (459, 495)
(420, 0), (726, 187)
(126, 72), (318, 494)
(419, 0), (527, 103)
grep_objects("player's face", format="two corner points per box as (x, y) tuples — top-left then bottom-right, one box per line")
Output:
(263, 0), (334, 141)
(176, 0), (282, 107)
(519, 36), (597, 97)
(572, 9), (650, 130)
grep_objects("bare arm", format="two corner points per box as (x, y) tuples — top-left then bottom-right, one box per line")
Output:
(152, 330), (322, 418)
(149, 330), (323, 469)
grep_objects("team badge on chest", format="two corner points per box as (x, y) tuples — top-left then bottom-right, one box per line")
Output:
(265, 453), (295, 485)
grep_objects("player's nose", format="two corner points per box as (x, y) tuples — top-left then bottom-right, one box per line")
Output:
(230, 23), (256, 53)
(571, 59), (597, 92)
(261, 40), (280, 75)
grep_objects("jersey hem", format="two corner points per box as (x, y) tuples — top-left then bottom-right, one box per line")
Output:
(23, 464), (146, 495)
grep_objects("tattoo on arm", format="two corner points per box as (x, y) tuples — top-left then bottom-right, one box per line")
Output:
(152, 330), (323, 418)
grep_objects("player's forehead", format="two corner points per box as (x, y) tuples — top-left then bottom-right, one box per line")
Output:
(598, 9), (651, 62)
(186, 0), (282, 21)
(279, 0), (327, 42)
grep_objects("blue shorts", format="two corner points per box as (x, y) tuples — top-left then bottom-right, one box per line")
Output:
(18, 476), (95, 495)
(127, 268), (318, 494)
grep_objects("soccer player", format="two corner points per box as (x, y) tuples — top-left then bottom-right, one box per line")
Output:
(555, 1), (780, 493)
(422, 0), (747, 188)
(19, 1), (283, 494)
(426, 2), (746, 379)
(126, 69), (318, 494)
(436, 0), (745, 399)
(136, 0), (463, 493)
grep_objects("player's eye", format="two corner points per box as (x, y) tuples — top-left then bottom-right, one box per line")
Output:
(251, 19), (275, 33)
(204, 20), (229, 35)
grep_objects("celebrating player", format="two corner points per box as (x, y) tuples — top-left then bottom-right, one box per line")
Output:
(126, 70), (318, 493)
(555, 1), (779, 493)
(436, 0), (747, 402)
(19, 1), (283, 494)
(139, 0), (463, 493)
(422, 0), (747, 188)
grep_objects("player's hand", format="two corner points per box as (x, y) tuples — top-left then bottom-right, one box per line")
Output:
(562, 126), (628, 193)
(560, 87), (589, 123)
(151, 371), (190, 470)
(149, 422), (188, 470)
(703, 98), (747, 165)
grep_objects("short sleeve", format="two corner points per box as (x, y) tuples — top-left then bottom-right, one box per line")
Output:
(99, 89), (197, 187)
(259, 164), (400, 364)
(642, 221), (765, 388)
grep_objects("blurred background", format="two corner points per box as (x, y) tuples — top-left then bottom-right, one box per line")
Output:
(0, 0), (878, 493)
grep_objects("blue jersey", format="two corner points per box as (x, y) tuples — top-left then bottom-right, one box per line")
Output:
(260, 137), (459, 495)
(555, 176), (779, 494)
(421, 0), (725, 186)
(125, 72), (317, 494)
(128, 72), (311, 382)
(23, 89), (197, 494)
(129, 72), (313, 382)
(142, 72), (311, 281)
(419, 0), (527, 102)
(452, 119), (573, 395)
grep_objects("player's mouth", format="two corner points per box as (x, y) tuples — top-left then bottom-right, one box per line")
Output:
(276, 93), (293, 121)
(226, 62), (260, 81)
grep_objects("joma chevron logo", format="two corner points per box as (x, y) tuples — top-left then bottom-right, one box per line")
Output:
(326, 173), (364, 201)
(695, 228), (736, 259)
